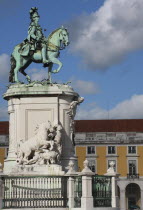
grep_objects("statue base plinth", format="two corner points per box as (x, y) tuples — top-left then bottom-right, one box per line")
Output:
(3, 83), (79, 174)
(10, 164), (65, 176)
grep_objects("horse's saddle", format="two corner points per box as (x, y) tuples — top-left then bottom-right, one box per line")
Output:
(19, 41), (42, 57)
(19, 43), (30, 56)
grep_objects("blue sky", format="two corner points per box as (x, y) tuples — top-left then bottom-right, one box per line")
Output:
(1, 0), (143, 120)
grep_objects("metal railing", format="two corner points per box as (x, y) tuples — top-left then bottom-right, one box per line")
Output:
(2, 173), (113, 209)
(3, 175), (68, 209)
(127, 173), (139, 179)
(74, 176), (82, 208)
(92, 175), (112, 207)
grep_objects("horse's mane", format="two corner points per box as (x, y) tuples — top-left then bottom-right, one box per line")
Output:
(47, 28), (61, 42)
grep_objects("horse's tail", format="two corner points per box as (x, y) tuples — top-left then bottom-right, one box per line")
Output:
(9, 55), (16, 83)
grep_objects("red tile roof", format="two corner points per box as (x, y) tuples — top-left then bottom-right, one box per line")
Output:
(75, 119), (143, 132)
(0, 122), (9, 135)
(1, 120), (143, 135)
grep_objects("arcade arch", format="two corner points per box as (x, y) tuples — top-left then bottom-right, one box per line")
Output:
(125, 183), (140, 209)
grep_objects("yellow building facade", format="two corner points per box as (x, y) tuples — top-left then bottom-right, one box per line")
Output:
(75, 119), (143, 210)
(0, 122), (9, 168)
(0, 148), (6, 166)
(76, 145), (143, 176)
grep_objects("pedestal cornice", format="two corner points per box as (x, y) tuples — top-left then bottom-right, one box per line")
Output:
(3, 83), (78, 100)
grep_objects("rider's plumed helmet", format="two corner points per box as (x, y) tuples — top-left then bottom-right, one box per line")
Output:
(30, 7), (40, 20)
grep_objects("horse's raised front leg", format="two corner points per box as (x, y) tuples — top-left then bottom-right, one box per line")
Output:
(49, 57), (63, 74)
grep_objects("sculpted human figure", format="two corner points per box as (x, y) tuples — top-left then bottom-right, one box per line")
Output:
(67, 96), (84, 118)
(67, 96), (84, 145)
(21, 7), (48, 64)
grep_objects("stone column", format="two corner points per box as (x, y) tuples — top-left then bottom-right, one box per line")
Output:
(7, 106), (17, 159)
(65, 161), (77, 208)
(140, 189), (143, 209)
(120, 188), (126, 210)
(68, 176), (75, 208)
(111, 176), (119, 208)
(3, 99), (18, 173)
(80, 159), (94, 210)
(81, 176), (93, 209)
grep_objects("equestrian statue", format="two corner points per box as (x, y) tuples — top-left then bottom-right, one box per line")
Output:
(9, 7), (69, 84)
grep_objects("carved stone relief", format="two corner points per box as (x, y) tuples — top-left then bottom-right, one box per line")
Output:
(16, 121), (62, 166)
(67, 96), (84, 145)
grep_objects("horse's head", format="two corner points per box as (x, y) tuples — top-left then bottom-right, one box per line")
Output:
(59, 26), (70, 46)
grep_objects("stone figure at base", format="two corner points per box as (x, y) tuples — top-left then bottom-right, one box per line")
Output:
(9, 7), (69, 84)
(16, 121), (62, 166)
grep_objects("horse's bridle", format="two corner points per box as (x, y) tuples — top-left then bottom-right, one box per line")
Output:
(59, 29), (69, 48)
(47, 29), (68, 52)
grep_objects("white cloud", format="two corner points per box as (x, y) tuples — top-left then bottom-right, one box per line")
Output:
(68, 0), (143, 70)
(0, 54), (9, 120)
(30, 68), (47, 81)
(109, 94), (143, 119)
(76, 94), (143, 119)
(71, 78), (99, 95)
(0, 54), (10, 83)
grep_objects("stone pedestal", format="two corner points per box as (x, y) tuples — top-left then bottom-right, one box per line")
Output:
(80, 160), (94, 210)
(3, 83), (79, 174)
(81, 176), (94, 210)
(11, 164), (65, 175)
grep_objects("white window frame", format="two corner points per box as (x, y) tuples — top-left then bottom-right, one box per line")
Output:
(127, 157), (138, 174)
(86, 145), (95, 156)
(128, 146), (137, 155)
(107, 146), (116, 155)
